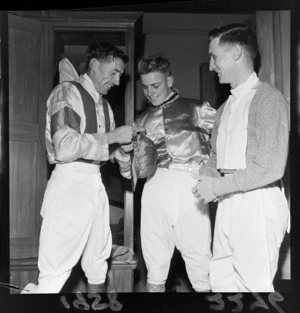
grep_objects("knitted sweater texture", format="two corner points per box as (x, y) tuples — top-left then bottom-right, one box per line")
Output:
(201, 81), (290, 197)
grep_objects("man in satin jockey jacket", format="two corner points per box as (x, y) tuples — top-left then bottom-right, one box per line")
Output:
(134, 55), (216, 292)
(32, 42), (143, 294)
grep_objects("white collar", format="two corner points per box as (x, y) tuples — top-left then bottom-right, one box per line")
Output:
(78, 73), (102, 103)
(230, 72), (259, 99)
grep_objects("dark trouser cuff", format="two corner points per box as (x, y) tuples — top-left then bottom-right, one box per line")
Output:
(87, 282), (106, 293)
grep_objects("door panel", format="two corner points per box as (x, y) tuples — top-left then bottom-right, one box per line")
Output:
(10, 141), (37, 239)
(9, 25), (41, 123)
(9, 14), (54, 260)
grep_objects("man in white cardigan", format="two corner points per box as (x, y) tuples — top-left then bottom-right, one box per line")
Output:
(192, 23), (290, 292)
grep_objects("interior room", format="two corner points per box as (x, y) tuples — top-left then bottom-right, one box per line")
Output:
(0, 2), (292, 294)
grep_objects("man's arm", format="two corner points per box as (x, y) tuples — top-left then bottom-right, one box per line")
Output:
(106, 101), (144, 178)
(199, 104), (223, 178)
(49, 83), (110, 162)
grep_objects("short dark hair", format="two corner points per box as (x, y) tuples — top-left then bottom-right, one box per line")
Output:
(84, 42), (129, 71)
(208, 23), (259, 64)
(137, 55), (172, 76)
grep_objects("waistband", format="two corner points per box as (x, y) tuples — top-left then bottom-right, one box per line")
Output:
(55, 162), (101, 173)
(166, 163), (203, 172)
(76, 158), (106, 166)
(219, 169), (237, 177)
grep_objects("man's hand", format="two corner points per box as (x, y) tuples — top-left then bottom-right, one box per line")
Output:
(106, 125), (145, 145)
(121, 142), (134, 153)
(191, 172), (217, 203)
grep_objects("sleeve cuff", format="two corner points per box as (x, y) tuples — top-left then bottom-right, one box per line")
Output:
(200, 167), (221, 178)
(211, 175), (239, 197)
(110, 147), (131, 163)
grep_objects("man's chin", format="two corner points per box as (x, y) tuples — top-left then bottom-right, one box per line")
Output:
(149, 99), (162, 107)
(218, 78), (226, 85)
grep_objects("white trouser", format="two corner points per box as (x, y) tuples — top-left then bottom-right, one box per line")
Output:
(210, 183), (290, 292)
(141, 168), (212, 291)
(37, 162), (112, 293)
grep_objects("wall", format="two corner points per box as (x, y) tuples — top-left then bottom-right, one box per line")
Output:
(135, 13), (251, 111)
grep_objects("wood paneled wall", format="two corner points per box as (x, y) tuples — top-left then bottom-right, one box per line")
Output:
(9, 14), (53, 261)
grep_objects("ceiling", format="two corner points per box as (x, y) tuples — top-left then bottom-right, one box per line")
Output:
(4, 0), (293, 13)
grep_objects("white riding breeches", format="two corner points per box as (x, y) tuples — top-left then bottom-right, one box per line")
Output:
(37, 162), (112, 293)
(141, 168), (212, 291)
(210, 183), (289, 292)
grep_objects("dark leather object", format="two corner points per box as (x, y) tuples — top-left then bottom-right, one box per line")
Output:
(131, 133), (158, 190)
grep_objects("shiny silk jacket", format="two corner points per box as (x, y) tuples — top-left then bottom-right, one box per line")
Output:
(45, 75), (131, 178)
(134, 94), (216, 170)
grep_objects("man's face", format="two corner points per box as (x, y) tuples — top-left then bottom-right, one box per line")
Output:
(90, 57), (125, 95)
(208, 37), (236, 87)
(140, 71), (173, 107)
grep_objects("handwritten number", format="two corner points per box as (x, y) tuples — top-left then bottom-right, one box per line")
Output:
(206, 293), (225, 311)
(60, 295), (71, 309)
(268, 292), (285, 313)
(73, 292), (90, 311)
(250, 293), (269, 311)
(60, 291), (285, 313)
(60, 291), (123, 312)
(227, 293), (243, 312)
(87, 293), (109, 311)
(204, 292), (285, 313)
(108, 293), (123, 312)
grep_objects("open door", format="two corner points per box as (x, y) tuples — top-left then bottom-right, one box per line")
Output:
(8, 10), (142, 293)
(8, 13), (54, 292)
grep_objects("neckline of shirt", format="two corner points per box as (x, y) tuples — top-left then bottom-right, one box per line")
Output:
(151, 88), (180, 110)
(79, 73), (102, 104)
(230, 72), (259, 99)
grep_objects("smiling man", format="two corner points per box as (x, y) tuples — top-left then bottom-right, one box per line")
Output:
(192, 24), (290, 292)
(134, 55), (216, 292)
(33, 42), (143, 294)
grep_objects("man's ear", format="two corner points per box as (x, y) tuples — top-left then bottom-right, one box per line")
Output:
(233, 44), (243, 61)
(89, 58), (98, 71)
(167, 75), (174, 87)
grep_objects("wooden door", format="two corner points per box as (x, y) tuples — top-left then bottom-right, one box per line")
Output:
(9, 13), (54, 288)
(8, 11), (142, 292)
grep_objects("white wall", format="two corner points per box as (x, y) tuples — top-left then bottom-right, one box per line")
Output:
(135, 13), (251, 111)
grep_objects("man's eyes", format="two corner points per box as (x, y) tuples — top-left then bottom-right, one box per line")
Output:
(142, 85), (159, 90)
(112, 71), (122, 75)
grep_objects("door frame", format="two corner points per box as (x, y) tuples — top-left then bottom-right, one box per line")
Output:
(10, 10), (143, 251)
(0, 11), (10, 292)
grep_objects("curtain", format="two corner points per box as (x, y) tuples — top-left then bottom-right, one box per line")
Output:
(256, 10), (291, 280)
